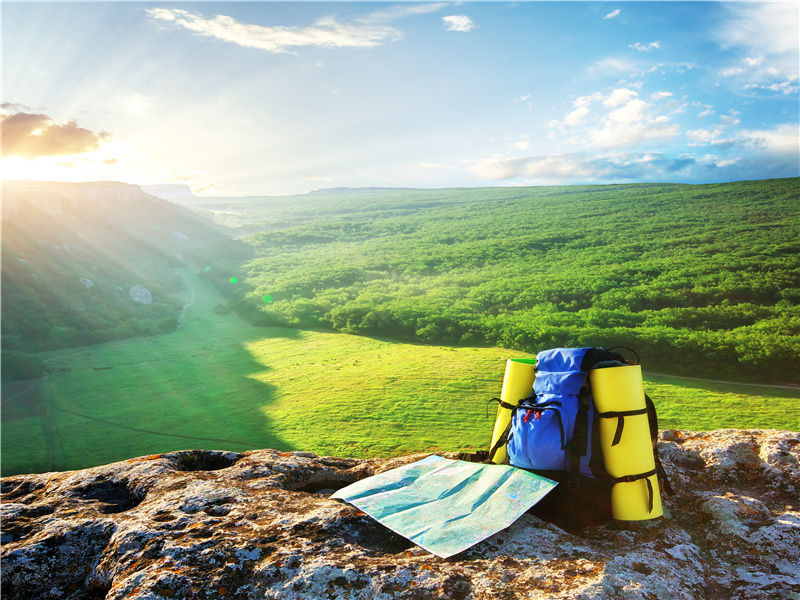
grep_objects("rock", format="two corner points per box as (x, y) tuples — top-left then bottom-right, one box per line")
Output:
(2, 431), (799, 600)
(80, 277), (95, 289)
(129, 285), (152, 305)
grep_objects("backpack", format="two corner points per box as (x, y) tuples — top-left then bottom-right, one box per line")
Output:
(486, 347), (672, 530)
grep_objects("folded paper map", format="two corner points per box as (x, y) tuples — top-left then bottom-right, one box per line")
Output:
(332, 455), (557, 558)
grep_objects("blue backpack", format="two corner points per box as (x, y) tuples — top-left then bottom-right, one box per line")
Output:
(506, 347), (597, 477)
(485, 347), (671, 528)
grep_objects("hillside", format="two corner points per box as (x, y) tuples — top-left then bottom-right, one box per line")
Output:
(1, 181), (245, 379)
(193, 179), (800, 383)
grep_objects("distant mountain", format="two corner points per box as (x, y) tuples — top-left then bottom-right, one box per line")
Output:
(1, 181), (242, 379)
(309, 186), (413, 194)
(141, 184), (197, 201)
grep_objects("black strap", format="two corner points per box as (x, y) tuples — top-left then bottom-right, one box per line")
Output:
(596, 407), (649, 446)
(486, 397), (518, 417)
(612, 468), (657, 513)
(607, 346), (640, 365)
(643, 394), (674, 496)
(486, 419), (513, 463)
(566, 383), (591, 486)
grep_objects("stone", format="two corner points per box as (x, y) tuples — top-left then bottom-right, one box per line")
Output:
(2, 430), (799, 599)
(129, 285), (152, 305)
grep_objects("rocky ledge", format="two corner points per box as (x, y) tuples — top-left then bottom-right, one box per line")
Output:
(2, 429), (798, 600)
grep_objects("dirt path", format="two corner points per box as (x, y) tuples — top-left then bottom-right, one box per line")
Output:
(645, 371), (800, 392)
(176, 278), (196, 331)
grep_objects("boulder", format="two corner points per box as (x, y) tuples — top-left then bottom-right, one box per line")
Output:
(129, 285), (152, 305)
(2, 429), (798, 599)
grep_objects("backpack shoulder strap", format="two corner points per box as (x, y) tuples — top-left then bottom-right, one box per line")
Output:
(645, 393), (674, 496)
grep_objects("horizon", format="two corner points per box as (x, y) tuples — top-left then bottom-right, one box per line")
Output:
(6, 175), (800, 201)
(2, 1), (798, 196)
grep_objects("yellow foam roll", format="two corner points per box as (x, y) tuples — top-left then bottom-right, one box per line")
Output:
(597, 413), (654, 477)
(589, 364), (646, 413)
(589, 364), (662, 521)
(489, 358), (536, 464)
(610, 474), (663, 520)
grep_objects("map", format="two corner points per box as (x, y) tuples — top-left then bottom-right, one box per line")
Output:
(332, 455), (557, 558)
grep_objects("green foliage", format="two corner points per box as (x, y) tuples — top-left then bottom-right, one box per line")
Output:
(203, 179), (800, 383)
(1, 350), (44, 380)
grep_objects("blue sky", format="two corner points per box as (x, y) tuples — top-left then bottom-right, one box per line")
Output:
(2, 1), (798, 195)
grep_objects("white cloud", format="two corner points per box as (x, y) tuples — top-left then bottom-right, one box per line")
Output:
(719, 115), (740, 128)
(740, 123), (799, 156)
(442, 15), (475, 32)
(687, 121), (798, 159)
(629, 41), (660, 52)
(744, 80), (799, 96)
(574, 92), (604, 108)
(697, 109), (715, 118)
(588, 56), (638, 78)
(548, 88), (679, 150)
(604, 10), (621, 20)
(716, 4), (799, 93)
(604, 88), (639, 107)
(651, 91), (673, 100)
(470, 151), (694, 183)
(590, 119), (678, 149)
(146, 8), (405, 53)
(363, 3), (449, 22)
(515, 94), (534, 108)
(563, 106), (590, 126)
(510, 134), (530, 151)
(743, 56), (765, 68)
(721, 66), (744, 78)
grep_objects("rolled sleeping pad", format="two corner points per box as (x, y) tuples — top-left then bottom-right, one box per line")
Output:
(589, 364), (663, 520)
(489, 358), (537, 464)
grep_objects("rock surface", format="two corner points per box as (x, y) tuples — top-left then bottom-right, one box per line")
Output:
(2, 429), (798, 600)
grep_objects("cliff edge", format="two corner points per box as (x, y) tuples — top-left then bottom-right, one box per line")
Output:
(2, 429), (798, 599)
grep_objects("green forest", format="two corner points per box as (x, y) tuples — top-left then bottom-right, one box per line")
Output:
(195, 178), (800, 383)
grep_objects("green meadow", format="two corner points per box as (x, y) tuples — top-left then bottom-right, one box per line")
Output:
(3, 272), (797, 476)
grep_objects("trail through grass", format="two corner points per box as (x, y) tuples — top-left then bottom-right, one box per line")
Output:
(2, 270), (797, 476)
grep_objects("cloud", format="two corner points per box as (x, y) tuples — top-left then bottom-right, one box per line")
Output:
(629, 41), (660, 52)
(687, 121), (798, 162)
(739, 124), (799, 156)
(470, 151), (694, 183)
(587, 56), (638, 78)
(548, 87), (679, 150)
(604, 10), (621, 20)
(1, 111), (109, 159)
(604, 88), (638, 107)
(146, 8), (405, 53)
(509, 134), (530, 151)
(363, 3), (449, 22)
(442, 15), (474, 32)
(716, 4), (799, 94)
(651, 91), (673, 100)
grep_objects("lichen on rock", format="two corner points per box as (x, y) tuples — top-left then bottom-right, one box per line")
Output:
(2, 431), (799, 599)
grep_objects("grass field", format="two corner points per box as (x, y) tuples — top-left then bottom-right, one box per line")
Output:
(2, 270), (797, 476)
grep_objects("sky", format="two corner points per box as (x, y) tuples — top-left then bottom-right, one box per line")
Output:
(2, 1), (798, 195)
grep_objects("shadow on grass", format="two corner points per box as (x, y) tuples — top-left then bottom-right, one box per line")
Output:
(2, 302), (304, 477)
